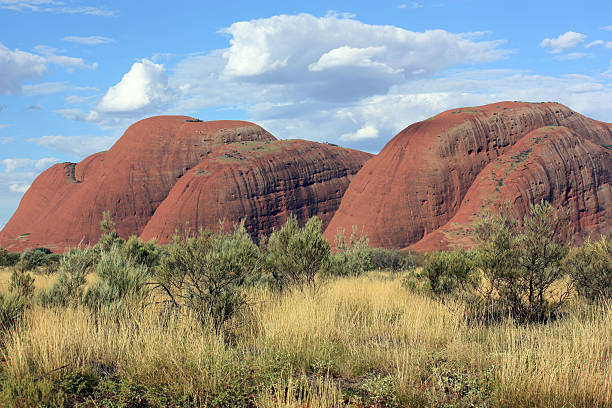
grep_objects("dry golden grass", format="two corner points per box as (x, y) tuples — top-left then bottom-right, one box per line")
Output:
(0, 267), (97, 293)
(0, 271), (610, 407)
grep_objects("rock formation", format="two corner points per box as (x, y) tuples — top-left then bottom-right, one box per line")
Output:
(411, 126), (612, 251)
(3, 102), (610, 253)
(0, 116), (370, 252)
(324, 102), (612, 250)
(140, 140), (372, 244)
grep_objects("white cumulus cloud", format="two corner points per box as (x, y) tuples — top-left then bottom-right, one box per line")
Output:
(97, 59), (174, 113)
(309, 46), (397, 73)
(340, 125), (379, 141)
(540, 31), (586, 53)
(220, 14), (508, 82)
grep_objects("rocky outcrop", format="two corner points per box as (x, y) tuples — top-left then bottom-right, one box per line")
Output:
(324, 102), (612, 249)
(0, 116), (372, 252)
(0, 117), (276, 251)
(140, 140), (372, 244)
(411, 126), (612, 251)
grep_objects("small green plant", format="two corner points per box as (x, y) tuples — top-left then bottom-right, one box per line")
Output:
(360, 375), (401, 408)
(96, 210), (124, 252)
(122, 236), (160, 268)
(18, 248), (48, 271)
(327, 226), (371, 277)
(84, 245), (151, 313)
(425, 364), (494, 407)
(421, 249), (476, 299)
(266, 216), (331, 292)
(0, 292), (26, 332)
(9, 267), (35, 300)
(38, 247), (95, 307)
(58, 370), (98, 399)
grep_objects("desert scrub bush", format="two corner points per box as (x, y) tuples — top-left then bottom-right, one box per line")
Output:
(122, 235), (160, 268)
(9, 266), (35, 300)
(0, 246), (10, 267)
(369, 247), (416, 272)
(84, 245), (151, 314)
(420, 249), (477, 299)
(0, 248), (19, 267)
(37, 247), (96, 307)
(327, 227), (371, 277)
(266, 215), (331, 292)
(156, 223), (262, 334)
(18, 247), (48, 271)
(473, 200), (572, 323)
(564, 236), (611, 303)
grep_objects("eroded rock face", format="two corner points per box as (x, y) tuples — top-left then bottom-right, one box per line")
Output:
(411, 126), (612, 251)
(324, 102), (612, 249)
(140, 140), (372, 244)
(0, 117), (276, 251)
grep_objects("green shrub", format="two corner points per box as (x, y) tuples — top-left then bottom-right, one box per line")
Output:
(473, 200), (572, 322)
(369, 247), (416, 271)
(421, 249), (476, 298)
(327, 227), (371, 277)
(38, 247), (95, 307)
(360, 375), (401, 408)
(266, 216), (331, 292)
(84, 245), (151, 313)
(0, 247), (7, 267)
(122, 236), (160, 268)
(563, 236), (612, 303)
(18, 248), (48, 271)
(156, 223), (262, 334)
(9, 268), (34, 300)
(0, 249), (20, 267)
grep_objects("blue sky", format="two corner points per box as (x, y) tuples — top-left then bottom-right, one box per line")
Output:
(1, 0), (612, 228)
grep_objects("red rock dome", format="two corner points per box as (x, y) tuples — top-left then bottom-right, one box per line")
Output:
(140, 140), (372, 244)
(0, 116), (276, 251)
(324, 102), (612, 250)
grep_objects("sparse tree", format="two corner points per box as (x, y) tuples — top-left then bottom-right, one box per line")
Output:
(474, 200), (572, 322)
